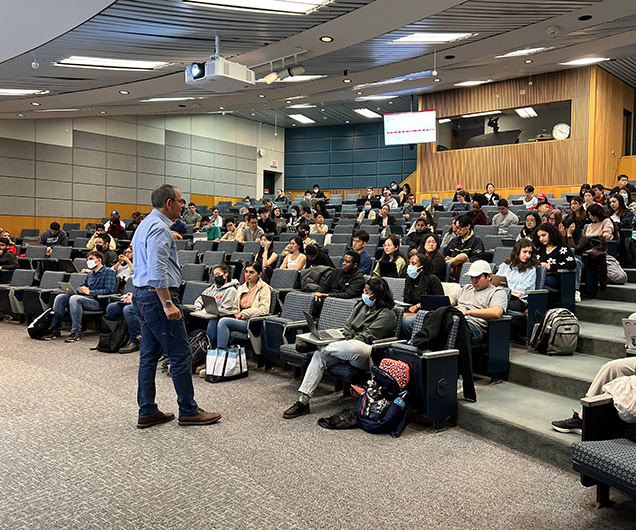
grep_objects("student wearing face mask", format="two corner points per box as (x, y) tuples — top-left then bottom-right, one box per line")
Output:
(312, 184), (326, 200)
(239, 196), (253, 216)
(90, 234), (118, 268)
(44, 250), (117, 342)
(357, 200), (377, 223)
(401, 254), (444, 338)
(287, 205), (302, 230)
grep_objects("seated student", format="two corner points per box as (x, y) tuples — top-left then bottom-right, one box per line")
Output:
(531, 193), (553, 216)
(127, 212), (143, 232)
(0, 231), (18, 255)
(274, 188), (290, 206)
(170, 217), (187, 240)
(401, 254), (445, 338)
(373, 235), (407, 278)
(312, 184), (326, 200)
(304, 244), (334, 269)
(281, 224), (316, 258)
(283, 278), (398, 419)
(444, 215), (485, 280)
(496, 238), (538, 312)
(209, 207), (223, 228)
(300, 190), (314, 211)
(192, 264), (239, 349)
(255, 233), (278, 282)
(281, 236), (306, 271)
(484, 183), (501, 206)
(608, 193), (634, 230)
(517, 211), (541, 241)
(89, 234), (118, 268)
(398, 183), (412, 206)
(314, 200), (330, 219)
(426, 194), (445, 213)
(591, 184), (606, 205)
(522, 185), (538, 209)
(579, 183), (591, 198)
(441, 219), (459, 251)
(452, 184), (469, 202)
(0, 237), (19, 271)
(405, 210), (435, 236)
(532, 222), (576, 289)
(559, 211), (588, 303)
(215, 262), (272, 349)
(401, 193), (416, 219)
(241, 215), (265, 243)
(585, 204), (615, 241)
(262, 197), (273, 213)
(87, 224), (116, 250)
(491, 199), (519, 234)
(44, 250), (117, 342)
(405, 217), (432, 251)
(199, 216), (222, 241)
(467, 196), (487, 225)
(582, 189), (595, 212)
(451, 260), (508, 344)
(417, 233), (446, 282)
(610, 173), (636, 196)
(183, 202), (202, 227)
(357, 200), (377, 223)
(564, 197), (587, 232)
(312, 251), (365, 303)
(450, 190), (470, 214)
(379, 190), (399, 210)
(113, 246), (134, 281)
(239, 196), (253, 216)
(39, 222), (68, 256)
(351, 230), (372, 275)
(309, 212), (328, 234)
(104, 210), (128, 241)
(271, 207), (287, 231)
(105, 291), (141, 353)
(257, 207), (277, 235)
(220, 217), (240, 241)
(287, 205), (302, 230)
(236, 212), (251, 234)
(371, 204), (396, 237)
(363, 187), (377, 202)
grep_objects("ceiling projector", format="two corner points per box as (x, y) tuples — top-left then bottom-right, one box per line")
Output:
(185, 56), (255, 92)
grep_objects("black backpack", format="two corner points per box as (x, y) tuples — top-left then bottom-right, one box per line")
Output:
(95, 316), (129, 353)
(619, 237), (636, 268)
(27, 308), (54, 340)
(190, 331), (211, 373)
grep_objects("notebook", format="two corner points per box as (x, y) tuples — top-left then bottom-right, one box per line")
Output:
(303, 311), (344, 341)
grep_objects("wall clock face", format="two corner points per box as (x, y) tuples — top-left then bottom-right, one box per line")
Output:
(552, 122), (571, 140)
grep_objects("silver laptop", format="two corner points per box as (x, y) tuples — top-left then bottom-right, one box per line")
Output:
(303, 311), (344, 341)
(622, 319), (636, 349)
(58, 282), (77, 295)
(190, 294), (222, 320)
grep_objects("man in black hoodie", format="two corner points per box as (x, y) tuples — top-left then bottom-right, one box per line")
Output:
(0, 238), (18, 272)
(313, 251), (365, 301)
(39, 222), (68, 257)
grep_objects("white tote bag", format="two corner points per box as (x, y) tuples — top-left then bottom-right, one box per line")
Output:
(205, 346), (249, 383)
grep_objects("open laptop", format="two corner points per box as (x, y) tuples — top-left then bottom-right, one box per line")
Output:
(621, 318), (636, 350)
(378, 261), (399, 278)
(419, 294), (451, 311)
(58, 282), (77, 295)
(190, 294), (222, 319)
(303, 311), (345, 341)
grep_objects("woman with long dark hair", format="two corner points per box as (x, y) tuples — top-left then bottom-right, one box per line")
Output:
(497, 239), (539, 312)
(281, 236), (306, 270)
(314, 200), (331, 219)
(283, 278), (397, 419)
(586, 204), (616, 241)
(373, 234), (407, 278)
(608, 193), (634, 230)
(271, 207), (287, 231)
(401, 253), (445, 337)
(565, 196), (586, 231)
(532, 222), (575, 289)
(418, 233), (446, 281)
(517, 211), (541, 240)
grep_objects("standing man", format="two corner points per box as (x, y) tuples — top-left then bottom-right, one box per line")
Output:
(132, 184), (221, 429)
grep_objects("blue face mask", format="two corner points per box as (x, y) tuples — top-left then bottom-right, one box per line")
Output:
(364, 204), (371, 211)
(621, 193), (628, 201)
(391, 185), (398, 191)
(406, 265), (421, 279)
(244, 202), (250, 206)
(291, 211), (297, 216)
(361, 294), (374, 307)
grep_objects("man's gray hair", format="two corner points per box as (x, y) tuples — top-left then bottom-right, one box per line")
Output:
(152, 184), (178, 208)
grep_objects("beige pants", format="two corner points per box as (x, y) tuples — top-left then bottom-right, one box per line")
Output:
(586, 357), (636, 397)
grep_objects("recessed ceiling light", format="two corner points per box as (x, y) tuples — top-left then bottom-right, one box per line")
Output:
(0, 88), (48, 96)
(388, 101), (393, 104)
(320, 36), (334, 42)
(454, 80), (492, 87)
(578, 14), (593, 21)
(320, 108), (325, 112)
(119, 90), (129, 95)
(343, 79), (352, 83)
(289, 114), (315, 124)
(286, 100), (292, 104)
(392, 32), (477, 44)
(356, 91), (363, 95)
(461, 110), (502, 118)
(276, 74), (325, 83)
(99, 110), (107, 114)
(515, 107), (538, 118)
(345, 120), (350, 123)
(219, 106), (224, 110)
(438, 118), (451, 124)
(356, 95), (398, 101)
(251, 112), (256, 116)
(258, 94), (266, 98)
(31, 102), (41, 106)
(292, 123), (296, 126)
(495, 47), (548, 59)
(141, 97), (195, 102)
(56, 56), (170, 71)
(323, 116), (328, 120)
(17, 113), (24, 117)
(434, 78), (441, 82)
(183, 0), (332, 15)
(524, 59), (533, 64)
(560, 57), (610, 66)
(286, 104), (316, 109)
(354, 108), (382, 119)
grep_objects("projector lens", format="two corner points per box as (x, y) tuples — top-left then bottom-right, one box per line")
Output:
(190, 62), (205, 79)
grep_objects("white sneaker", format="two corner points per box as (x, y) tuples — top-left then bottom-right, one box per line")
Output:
(457, 376), (464, 396)
(574, 290), (581, 303)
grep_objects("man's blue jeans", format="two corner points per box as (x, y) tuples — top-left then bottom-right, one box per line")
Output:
(51, 294), (102, 334)
(106, 302), (141, 343)
(132, 288), (198, 419)
(216, 317), (249, 349)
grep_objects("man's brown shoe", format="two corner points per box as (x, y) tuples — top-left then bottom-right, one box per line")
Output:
(178, 408), (222, 426)
(137, 410), (175, 429)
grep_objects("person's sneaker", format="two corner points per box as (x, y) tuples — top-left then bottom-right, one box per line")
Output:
(551, 411), (582, 434)
(283, 401), (310, 419)
(178, 408), (222, 426)
(574, 290), (581, 303)
(42, 331), (61, 341)
(137, 410), (175, 429)
(199, 368), (206, 378)
(119, 341), (140, 354)
(64, 332), (81, 343)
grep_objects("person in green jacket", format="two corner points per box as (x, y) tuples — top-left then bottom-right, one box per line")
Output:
(283, 277), (397, 419)
(199, 216), (221, 240)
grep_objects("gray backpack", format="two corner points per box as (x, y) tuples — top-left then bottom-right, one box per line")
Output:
(530, 308), (579, 355)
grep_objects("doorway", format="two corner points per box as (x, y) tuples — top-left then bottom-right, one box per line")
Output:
(263, 170), (280, 195)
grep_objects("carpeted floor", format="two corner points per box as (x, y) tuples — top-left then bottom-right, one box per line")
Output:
(0, 320), (634, 529)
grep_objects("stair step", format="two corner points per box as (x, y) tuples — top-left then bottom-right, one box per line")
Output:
(458, 383), (579, 472)
(577, 322), (626, 359)
(509, 351), (607, 399)
(575, 299), (636, 326)
(624, 268), (636, 283)
(597, 283), (636, 303)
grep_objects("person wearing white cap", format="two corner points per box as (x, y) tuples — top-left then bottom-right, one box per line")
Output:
(450, 260), (508, 344)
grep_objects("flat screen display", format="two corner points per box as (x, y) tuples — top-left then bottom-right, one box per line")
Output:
(383, 110), (436, 145)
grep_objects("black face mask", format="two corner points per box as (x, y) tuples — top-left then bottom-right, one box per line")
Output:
(298, 230), (306, 238)
(214, 276), (225, 287)
(95, 244), (104, 252)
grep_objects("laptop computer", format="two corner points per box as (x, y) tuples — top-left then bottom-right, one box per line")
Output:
(190, 294), (222, 319)
(419, 295), (451, 311)
(511, 199), (524, 206)
(58, 282), (77, 295)
(378, 261), (399, 278)
(303, 311), (345, 341)
(621, 318), (636, 350)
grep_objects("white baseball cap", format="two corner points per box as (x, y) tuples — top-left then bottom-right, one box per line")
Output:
(464, 260), (492, 277)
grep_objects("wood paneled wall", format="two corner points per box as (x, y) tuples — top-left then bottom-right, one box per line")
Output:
(588, 67), (635, 187)
(416, 68), (593, 194)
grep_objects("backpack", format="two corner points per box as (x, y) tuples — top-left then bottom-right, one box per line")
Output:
(619, 237), (636, 268)
(190, 331), (211, 373)
(95, 316), (129, 353)
(354, 358), (410, 437)
(529, 308), (579, 356)
(27, 308), (54, 340)
(606, 254), (627, 284)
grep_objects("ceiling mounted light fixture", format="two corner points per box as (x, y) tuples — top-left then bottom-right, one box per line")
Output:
(17, 113), (24, 117)
(0, 88), (49, 96)
(99, 110), (107, 114)
(183, 0), (333, 15)
(560, 57), (610, 66)
(258, 94), (266, 98)
(30, 102), (41, 106)
(56, 56), (170, 71)
(353, 108), (382, 119)
(515, 107), (538, 118)
(392, 32), (477, 44)
(320, 36), (334, 42)
(343, 78), (352, 83)
(141, 97), (196, 102)
(525, 59), (533, 64)
(455, 80), (492, 87)
(119, 90), (130, 95)
(461, 110), (501, 118)
(355, 95), (398, 101)
(286, 104), (316, 109)
(438, 118), (451, 124)
(495, 47), (549, 59)
(289, 114), (315, 124)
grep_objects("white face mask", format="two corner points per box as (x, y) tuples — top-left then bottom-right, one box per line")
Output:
(86, 259), (97, 269)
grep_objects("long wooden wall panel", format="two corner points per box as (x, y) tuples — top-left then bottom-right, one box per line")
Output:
(418, 69), (592, 193)
(589, 67), (635, 187)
